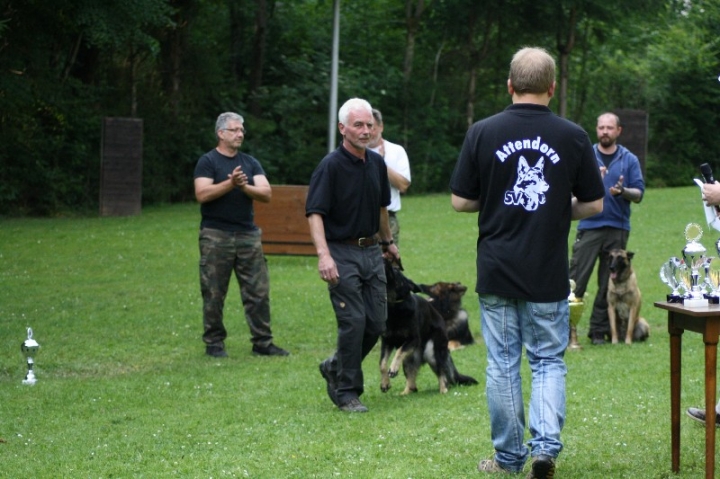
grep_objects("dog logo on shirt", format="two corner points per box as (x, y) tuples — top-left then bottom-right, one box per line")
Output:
(504, 156), (548, 211)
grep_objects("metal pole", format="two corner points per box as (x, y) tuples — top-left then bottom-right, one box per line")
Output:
(327, 0), (340, 152)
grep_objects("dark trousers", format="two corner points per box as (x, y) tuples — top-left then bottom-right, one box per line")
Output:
(323, 243), (387, 405)
(199, 228), (273, 348)
(568, 227), (628, 338)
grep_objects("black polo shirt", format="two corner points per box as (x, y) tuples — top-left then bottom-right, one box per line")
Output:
(450, 103), (604, 302)
(305, 145), (391, 241)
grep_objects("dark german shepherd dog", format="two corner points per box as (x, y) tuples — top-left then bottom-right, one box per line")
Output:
(381, 258), (478, 394)
(607, 249), (650, 344)
(413, 281), (475, 350)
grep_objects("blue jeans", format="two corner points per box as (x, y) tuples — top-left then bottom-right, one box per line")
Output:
(478, 294), (568, 472)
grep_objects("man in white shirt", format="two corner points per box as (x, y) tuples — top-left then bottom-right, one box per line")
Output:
(369, 109), (411, 246)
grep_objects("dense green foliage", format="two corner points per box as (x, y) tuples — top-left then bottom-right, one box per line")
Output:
(1, 0), (720, 215)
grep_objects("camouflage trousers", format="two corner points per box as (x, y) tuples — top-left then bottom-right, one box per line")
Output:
(199, 228), (274, 348)
(388, 212), (400, 246)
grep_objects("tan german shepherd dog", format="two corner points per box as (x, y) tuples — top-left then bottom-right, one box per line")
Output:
(607, 249), (650, 344)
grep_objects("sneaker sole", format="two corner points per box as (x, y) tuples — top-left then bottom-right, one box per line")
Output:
(686, 409), (720, 427)
(529, 460), (555, 479)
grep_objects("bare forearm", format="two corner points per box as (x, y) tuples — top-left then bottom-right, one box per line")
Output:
(615, 186), (642, 203)
(240, 183), (271, 203)
(195, 179), (234, 203)
(571, 197), (603, 220)
(308, 214), (331, 258)
(452, 194), (480, 212)
(387, 168), (410, 194)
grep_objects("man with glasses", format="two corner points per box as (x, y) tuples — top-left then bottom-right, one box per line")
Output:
(193, 112), (289, 358)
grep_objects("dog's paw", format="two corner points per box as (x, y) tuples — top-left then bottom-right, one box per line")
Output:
(380, 383), (391, 393)
(401, 386), (418, 395)
(389, 369), (399, 378)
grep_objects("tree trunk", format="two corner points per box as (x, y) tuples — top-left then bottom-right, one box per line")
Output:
(403, 0), (431, 143)
(556, 4), (577, 119)
(248, 0), (270, 117)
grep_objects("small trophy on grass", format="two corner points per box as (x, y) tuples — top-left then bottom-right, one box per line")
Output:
(568, 279), (586, 350)
(21, 327), (40, 386)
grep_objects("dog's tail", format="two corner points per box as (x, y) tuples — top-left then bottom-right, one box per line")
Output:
(633, 317), (651, 342)
(446, 355), (478, 386)
(453, 371), (479, 386)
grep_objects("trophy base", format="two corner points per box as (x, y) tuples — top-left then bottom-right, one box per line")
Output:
(568, 326), (582, 351)
(704, 294), (720, 304)
(667, 294), (684, 304)
(684, 297), (709, 308)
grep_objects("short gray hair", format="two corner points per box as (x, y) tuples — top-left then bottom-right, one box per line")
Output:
(338, 98), (372, 125)
(215, 112), (244, 135)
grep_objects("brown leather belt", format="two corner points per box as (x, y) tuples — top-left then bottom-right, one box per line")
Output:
(338, 237), (378, 247)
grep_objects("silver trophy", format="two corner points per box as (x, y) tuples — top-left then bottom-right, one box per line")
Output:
(682, 223), (709, 307)
(660, 257), (686, 303)
(702, 256), (720, 304)
(21, 327), (40, 385)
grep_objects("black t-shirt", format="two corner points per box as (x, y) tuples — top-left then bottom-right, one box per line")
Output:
(193, 148), (265, 232)
(305, 145), (390, 241)
(598, 150), (616, 168)
(450, 103), (605, 302)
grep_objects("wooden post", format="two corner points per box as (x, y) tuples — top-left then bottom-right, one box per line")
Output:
(99, 117), (143, 216)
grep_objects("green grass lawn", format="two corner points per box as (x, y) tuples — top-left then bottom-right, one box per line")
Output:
(0, 187), (716, 478)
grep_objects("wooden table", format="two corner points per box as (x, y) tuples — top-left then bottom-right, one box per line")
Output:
(654, 301), (720, 479)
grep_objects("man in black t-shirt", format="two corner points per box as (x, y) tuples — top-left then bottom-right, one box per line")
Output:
(450, 47), (604, 478)
(306, 98), (399, 413)
(193, 112), (289, 359)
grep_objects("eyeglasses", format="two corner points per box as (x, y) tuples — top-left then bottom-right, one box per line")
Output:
(223, 127), (246, 135)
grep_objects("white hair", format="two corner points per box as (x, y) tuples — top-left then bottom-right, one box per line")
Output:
(338, 98), (372, 125)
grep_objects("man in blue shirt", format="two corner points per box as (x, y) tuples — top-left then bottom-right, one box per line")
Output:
(569, 112), (645, 345)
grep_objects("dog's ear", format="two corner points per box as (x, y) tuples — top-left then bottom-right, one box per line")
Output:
(396, 257), (404, 271)
(627, 251), (635, 260)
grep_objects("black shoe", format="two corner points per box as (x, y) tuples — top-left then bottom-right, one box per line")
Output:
(206, 345), (227, 358)
(338, 397), (368, 413)
(686, 407), (720, 427)
(252, 343), (289, 356)
(319, 360), (339, 406)
(590, 332), (606, 345)
(526, 455), (555, 479)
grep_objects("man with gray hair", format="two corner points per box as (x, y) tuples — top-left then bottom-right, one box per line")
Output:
(450, 47), (604, 478)
(193, 112), (289, 358)
(306, 98), (399, 413)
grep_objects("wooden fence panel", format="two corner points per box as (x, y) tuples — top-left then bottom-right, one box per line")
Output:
(254, 185), (315, 255)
